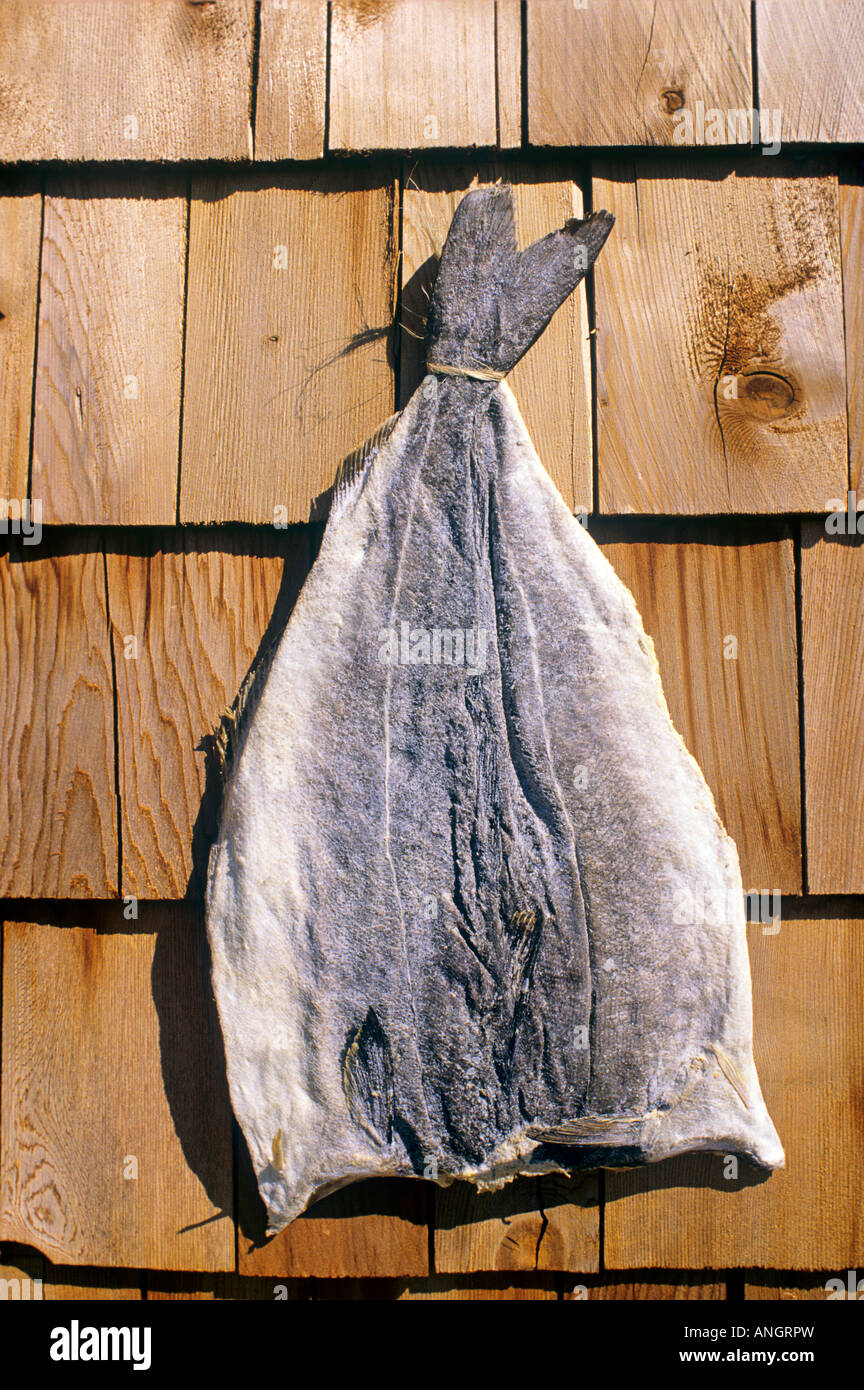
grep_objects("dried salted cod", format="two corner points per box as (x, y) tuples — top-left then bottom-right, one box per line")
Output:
(206, 185), (783, 1235)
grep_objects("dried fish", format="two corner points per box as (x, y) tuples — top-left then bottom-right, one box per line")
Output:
(205, 185), (783, 1235)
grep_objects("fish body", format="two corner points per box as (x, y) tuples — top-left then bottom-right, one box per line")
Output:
(205, 188), (783, 1233)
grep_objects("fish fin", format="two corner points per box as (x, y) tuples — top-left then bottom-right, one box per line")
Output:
(505, 209), (615, 362)
(271, 1129), (284, 1172)
(506, 906), (544, 1002)
(211, 629), (281, 787)
(433, 183), (518, 284)
(710, 1043), (751, 1109)
(342, 1008), (395, 1146)
(516, 209), (614, 294)
(330, 411), (402, 522)
(528, 1115), (647, 1146)
(426, 185), (614, 376)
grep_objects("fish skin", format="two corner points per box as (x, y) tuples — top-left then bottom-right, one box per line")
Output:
(205, 188), (783, 1234)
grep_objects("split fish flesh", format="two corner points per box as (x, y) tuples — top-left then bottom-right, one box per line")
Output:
(205, 185), (784, 1235)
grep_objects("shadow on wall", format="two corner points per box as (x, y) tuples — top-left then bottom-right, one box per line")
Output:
(178, 541), (311, 1245)
(150, 899), (238, 1239)
(400, 253), (439, 403)
(187, 537), (314, 901)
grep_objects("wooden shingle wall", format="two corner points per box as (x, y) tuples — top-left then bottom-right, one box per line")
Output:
(0, 0), (862, 1301)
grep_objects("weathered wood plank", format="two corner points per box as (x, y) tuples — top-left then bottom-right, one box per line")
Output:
(604, 908), (864, 1269)
(495, 0), (523, 149)
(308, 1275), (558, 1298)
(107, 530), (308, 899)
(598, 525), (801, 894)
(0, 906), (234, 1272)
(0, 536), (116, 898)
(329, 0), (498, 152)
(745, 1274), (835, 1300)
(147, 1272), (305, 1299)
(255, 0), (328, 160)
(239, 1179), (431, 1279)
(0, 181), (41, 502)
(401, 164), (593, 511)
(33, 174), (186, 525)
(565, 1276), (724, 1300)
(0, 0), (255, 161)
(44, 1269), (143, 1300)
(394, 1275), (557, 1299)
(435, 1173), (599, 1275)
(0, 1243), (43, 1300)
(181, 169), (396, 524)
(535, 1173), (600, 1273)
(840, 175), (863, 493)
(756, 0), (864, 144)
(801, 524), (864, 894)
(593, 159), (848, 514)
(528, 0), (751, 147)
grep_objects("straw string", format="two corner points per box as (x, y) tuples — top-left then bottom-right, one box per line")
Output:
(426, 361), (506, 382)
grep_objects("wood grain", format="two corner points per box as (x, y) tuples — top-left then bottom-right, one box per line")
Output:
(401, 164), (593, 511)
(535, 1173), (601, 1273)
(745, 1275), (835, 1300)
(308, 1275), (558, 1298)
(0, 536), (116, 898)
(593, 159), (848, 514)
(0, 182), (41, 501)
(0, 1243), (43, 1299)
(598, 525), (801, 893)
(239, 1179), (430, 1279)
(756, 0), (864, 144)
(604, 908), (864, 1269)
(496, 0), (523, 149)
(565, 1276), (724, 1300)
(181, 169), (396, 523)
(840, 175), (863, 493)
(255, 0), (327, 160)
(106, 530), (308, 899)
(435, 1173), (599, 1275)
(394, 1275), (557, 1299)
(147, 1272), (305, 1299)
(0, 905), (234, 1272)
(329, 0), (498, 152)
(44, 1269), (143, 1300)
(528, 0), (751, 146)
(33, 174), (186, 525)
(0, 0), (254, 161)
(801, 524), (864, 894)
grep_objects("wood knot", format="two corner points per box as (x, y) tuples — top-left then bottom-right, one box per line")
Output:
(661, 87), (685, 113)
(739, 371), (796, 420)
